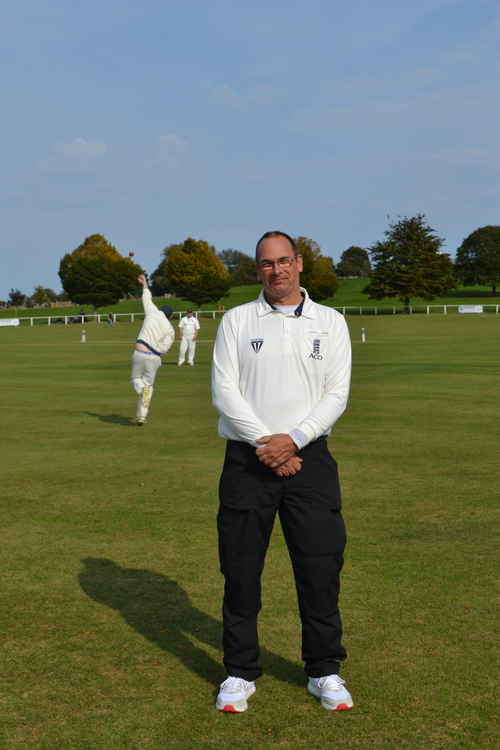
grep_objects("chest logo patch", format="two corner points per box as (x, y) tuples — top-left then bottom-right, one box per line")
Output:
(251, 338), (264, 353)
(309, 338), (323, 360)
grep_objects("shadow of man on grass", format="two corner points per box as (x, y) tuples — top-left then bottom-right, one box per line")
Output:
(79, 557), (304, 688)
(84, 412), (134, 426)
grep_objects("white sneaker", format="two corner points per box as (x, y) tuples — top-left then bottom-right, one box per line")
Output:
(215, 676), (256, 713)
(307, 674), (353, 711)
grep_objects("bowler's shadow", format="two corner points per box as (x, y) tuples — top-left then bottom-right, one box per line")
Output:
(79, 557), (304, 687)
(84, 412), (134, 426)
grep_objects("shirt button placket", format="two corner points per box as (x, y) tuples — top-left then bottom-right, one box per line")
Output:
(283, 316), (292, 354)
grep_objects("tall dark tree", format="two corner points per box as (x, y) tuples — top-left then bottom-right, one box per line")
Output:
(364, 215), (455, 309)
(59, 234), (143, 308)
(31, 286), (57, 306)
(336, 246), (371, 277)
(295, 236), (338, 301)
(164, 238), (231, 306)
(218, 249), (247, 274)
(455, 225), (500, 296)
(232, 256), (257, 286)
(8, 288), (26, 306)
(218, 249), (256, 286)
(149, 259), (172, 297)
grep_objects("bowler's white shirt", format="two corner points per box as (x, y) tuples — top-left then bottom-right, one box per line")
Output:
(179, 316), (200, 338)
(211, 288), (351, 448)
(136, 288), (175, 354)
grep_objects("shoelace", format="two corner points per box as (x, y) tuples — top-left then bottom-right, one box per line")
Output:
(317, 675), (346, 690)
(221, 677), (246, 692)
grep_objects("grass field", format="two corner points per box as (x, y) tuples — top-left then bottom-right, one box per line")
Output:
(1, 314), (498, 749)
(2, 279), (498, 319)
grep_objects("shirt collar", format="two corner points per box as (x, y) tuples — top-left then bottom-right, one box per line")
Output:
(256, 287), (316, 319)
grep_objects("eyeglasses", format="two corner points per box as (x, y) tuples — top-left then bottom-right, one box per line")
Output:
(258, 256), (295, 271)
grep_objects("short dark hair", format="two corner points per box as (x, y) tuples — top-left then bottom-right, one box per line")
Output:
(255, 231), (297, 261)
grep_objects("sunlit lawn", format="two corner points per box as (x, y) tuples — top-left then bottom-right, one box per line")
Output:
(1, 279), (498, 320)
(1, 314), (498, 748)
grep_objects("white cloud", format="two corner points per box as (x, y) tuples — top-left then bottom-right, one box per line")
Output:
(58, 137), (107, 159)
(150, 134), (190, 172)
(210, 83), (285, 112)
(289, 79), (500, 135)
(210, 84), (245, 111)
(158, 134), (188, 156)
(240, 158), (339, 183)
(429, 147), (500, 169)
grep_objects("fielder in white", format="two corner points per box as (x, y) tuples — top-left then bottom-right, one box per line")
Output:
(130, 274), (175, 425)
(177, 309), (200, 366)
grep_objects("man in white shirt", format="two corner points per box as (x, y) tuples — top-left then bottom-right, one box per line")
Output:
(131, 274), (175, 425)
(177, 310), (200, 366)
(212, 231), (353, 713)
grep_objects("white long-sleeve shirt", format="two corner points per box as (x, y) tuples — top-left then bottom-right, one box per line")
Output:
(136, 288), (175, 355)
(211, 288), (351, 449)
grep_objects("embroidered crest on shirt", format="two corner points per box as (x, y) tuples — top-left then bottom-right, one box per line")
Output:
(251, 338), (264, 353)
(309, 338), (323, 360)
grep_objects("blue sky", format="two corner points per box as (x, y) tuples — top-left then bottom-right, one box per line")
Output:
(2, 0), (499, 299)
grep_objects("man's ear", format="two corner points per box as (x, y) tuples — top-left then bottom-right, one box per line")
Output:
(296, 254), (303, 272)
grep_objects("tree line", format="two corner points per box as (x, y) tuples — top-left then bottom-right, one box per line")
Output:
(3, 219), (499, 309)
(5, 286), (67, 309)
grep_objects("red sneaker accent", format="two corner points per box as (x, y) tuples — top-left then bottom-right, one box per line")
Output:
(221, 704), (238, 712)
(334, 703), (351, 711)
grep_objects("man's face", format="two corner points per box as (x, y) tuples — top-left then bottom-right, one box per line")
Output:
(256, 235), (303, 304)
(187, 312), (193, 317)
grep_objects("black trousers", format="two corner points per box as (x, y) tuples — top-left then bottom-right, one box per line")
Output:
(217, 438), (347, 681)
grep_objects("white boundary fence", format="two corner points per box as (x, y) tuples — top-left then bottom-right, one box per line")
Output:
(4, 303), (500, 326)
(12, 310), (223, 326)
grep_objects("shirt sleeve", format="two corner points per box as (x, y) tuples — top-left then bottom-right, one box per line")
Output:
(158, 321), (175, 352)
(295, 314), (352, 447)
(141, 287), (156, 314)
(212, 312), (271, 446)
(288, 428), (309, 451)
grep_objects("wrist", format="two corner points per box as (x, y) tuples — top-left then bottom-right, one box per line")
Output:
(288, 429), (308, 451)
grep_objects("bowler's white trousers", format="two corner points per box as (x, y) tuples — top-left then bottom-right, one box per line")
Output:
(178, 336), (197, 365)
(130, 350), (162, 420)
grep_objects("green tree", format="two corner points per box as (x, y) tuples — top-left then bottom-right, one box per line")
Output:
(59, 234), (143, 308)
(218, 249), (245, 274)
(149, 259), (172, 297)
(455, 225), (500, 296)
(8, 288), (26, 306)
(218, 249), (256, 286)
(31, 286), (48, 306)
(295, 236), (338, 301)
(336, 246), (371, 277)
(164, 238), (231, 306)
(31, 286), (57, 306)
(364, 215), (455, 309)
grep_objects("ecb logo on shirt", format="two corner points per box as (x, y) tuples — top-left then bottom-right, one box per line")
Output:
(251, 338), (264, 353)
(309, 338), (323, 360)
